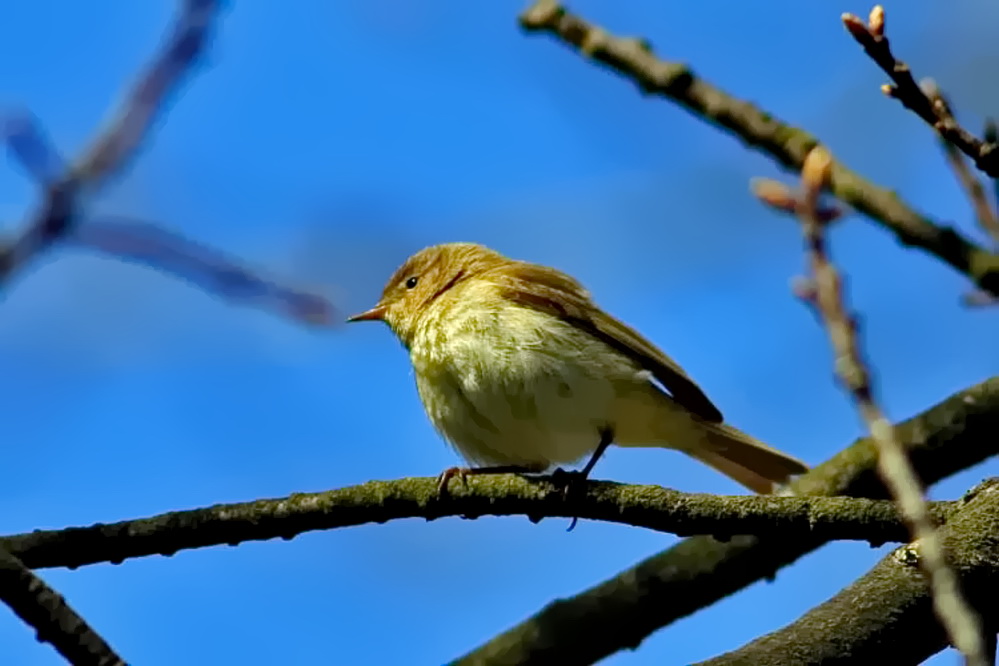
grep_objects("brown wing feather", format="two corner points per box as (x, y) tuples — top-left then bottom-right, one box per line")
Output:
(492, 261), (724, 423)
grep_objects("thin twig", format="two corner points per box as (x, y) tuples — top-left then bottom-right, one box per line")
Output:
(0, 4), (335, 325)
(73, 0), (218, 188)
(841, 6), (999, 178)
(941, 142), (999, 245)
(986, 119), (999, 212)
(0, 547), (125, 666)
(517, 0), (999, 295)
(0, 480), (957, 571)
(750, 178), (844, 224)
(921, 80), (999, 246)
(793, 145), (987, 666)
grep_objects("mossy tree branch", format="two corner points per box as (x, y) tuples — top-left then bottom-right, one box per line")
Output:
(456, 377), (999, 665)
(698, 478), (999, 666)
(0, 547), (124, 666)
(517, 0), (999, 296)
(0, 481), (957, 572)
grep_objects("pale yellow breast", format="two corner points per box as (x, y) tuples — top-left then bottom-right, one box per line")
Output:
(408, 288), (663, 467)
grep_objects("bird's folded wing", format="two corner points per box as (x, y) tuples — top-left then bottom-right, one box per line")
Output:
(493, 261), (724, 424)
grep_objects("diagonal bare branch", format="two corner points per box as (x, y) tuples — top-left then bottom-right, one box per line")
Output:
(0, 547), (125, 666)
(69, 216), (335, 325)
(920, 81), (999, 246)
(793, 146), (986, 666)
(1, 4), (335, 326)
(517, 0), (999, 296)
(842, 6), (999, 178)
(1, 1), (222, 283)
(71, 0), (220, 188)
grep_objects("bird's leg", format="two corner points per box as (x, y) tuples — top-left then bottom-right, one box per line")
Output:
(556, 427), (614, 531)
(580, 428), (613, 480)
(436, 464), (546, 497)
(552, 427), (613, 491)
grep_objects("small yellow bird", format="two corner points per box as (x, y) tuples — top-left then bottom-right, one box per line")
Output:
(348, 242), (807, 495)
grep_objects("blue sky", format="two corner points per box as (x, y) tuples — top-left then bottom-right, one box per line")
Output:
(1, 1), (997, 664)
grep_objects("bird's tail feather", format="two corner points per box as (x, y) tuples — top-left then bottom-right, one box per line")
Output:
(687, 422), (808, 494)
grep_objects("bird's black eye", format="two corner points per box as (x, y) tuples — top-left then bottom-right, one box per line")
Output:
(405, 276), (419, 289)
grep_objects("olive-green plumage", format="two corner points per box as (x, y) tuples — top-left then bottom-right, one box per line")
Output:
(348, 242), (807, 493)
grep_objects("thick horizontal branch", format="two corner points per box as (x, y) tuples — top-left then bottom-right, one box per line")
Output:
(517, 0), (999, 296)
(456, 376), (999, 665)
(0, 480), (952, 572)
(699, 478), (999, 666)
(0, 548), (124, 666)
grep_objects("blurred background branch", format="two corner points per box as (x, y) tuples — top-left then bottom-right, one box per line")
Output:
(1, 0), (220, 282)
(456, 377), (999, 665)
(1, 0), (334, 327)
(922, 80), (999, 246)
(788, 145), (986, 665)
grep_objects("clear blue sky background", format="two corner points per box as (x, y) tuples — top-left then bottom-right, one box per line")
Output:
(1, 2), (997, 664)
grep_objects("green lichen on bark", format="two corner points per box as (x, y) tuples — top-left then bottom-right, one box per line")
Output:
(699, 479), (999, 665)
(454, 378), (999, 666)
(0, 477), (953, 573)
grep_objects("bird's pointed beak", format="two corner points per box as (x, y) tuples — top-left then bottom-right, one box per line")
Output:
(345, 304), (387, 323)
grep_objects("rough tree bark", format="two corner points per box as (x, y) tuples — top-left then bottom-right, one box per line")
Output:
(456, 377), (999, 665)
(698, 479), (999, 665)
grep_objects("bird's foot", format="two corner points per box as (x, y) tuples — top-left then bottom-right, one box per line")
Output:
(549, 467), (583, 500)
(436, 464), (540, 498)
(549, 467), (589, 532)
(436, 466), (470, 498)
